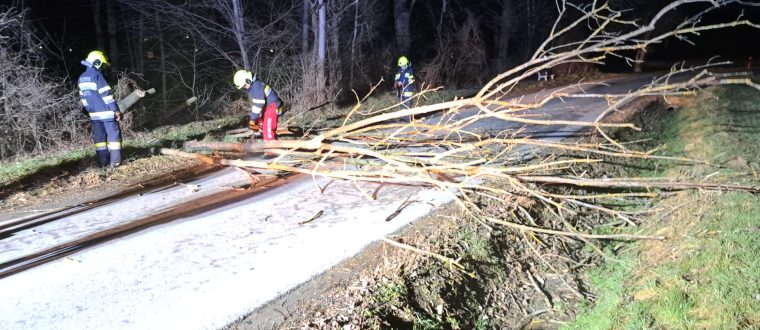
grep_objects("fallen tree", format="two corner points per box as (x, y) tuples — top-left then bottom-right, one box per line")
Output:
(167, 0), (760, 237)
(164, 0), (759, 319)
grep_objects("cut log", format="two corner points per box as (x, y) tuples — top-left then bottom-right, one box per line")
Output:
(184, 140), (320, 153)
(225, 129), (298, 139)
(117, 88), (156, 112)
(158, 96), (199, 121)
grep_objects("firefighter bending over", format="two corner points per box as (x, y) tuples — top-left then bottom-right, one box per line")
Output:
(233, 70), (284, 141)
(78, 50), (122, 169)
(394, 56), (416, 110)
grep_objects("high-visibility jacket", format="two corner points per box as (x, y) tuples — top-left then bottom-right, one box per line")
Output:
(395, 66), (416, 97)
(78, 61), (120, 121)
(246, 79), (282, 121)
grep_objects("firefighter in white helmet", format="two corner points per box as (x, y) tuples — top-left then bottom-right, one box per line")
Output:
(233, 70), (284, 141)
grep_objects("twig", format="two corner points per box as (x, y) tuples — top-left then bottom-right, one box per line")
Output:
(385, 196), (420, 221)
(521, 232), (585, 299)
(381, 237), (475, 278)
(298, 210), (324, 225)
(517, 175), (760, 193)
(526, 270), (553, 310)
(516, 309), (548, 330)
(484, 216), (665, 241)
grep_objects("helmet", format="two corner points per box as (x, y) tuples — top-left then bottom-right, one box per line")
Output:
(233, 70), (253, 89)
(397, 56), (409, 67)
(86, 50), (108, 68)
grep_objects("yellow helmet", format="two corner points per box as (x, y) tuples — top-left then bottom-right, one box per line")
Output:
(86, 50), (108, 68)
(233, 70), (253, 89)
(397, 56), (409, 67)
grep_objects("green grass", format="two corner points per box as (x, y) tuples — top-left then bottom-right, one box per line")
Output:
(0, 149), (93, 186)
(565, 258), (635, 330)
(570, 193), (760, 330)
(456, 225), (492, 261)
(0, 116), (244, 187)
(566, 85), (760, 330)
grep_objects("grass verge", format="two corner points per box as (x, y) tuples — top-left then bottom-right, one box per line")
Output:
(567, 85), (760, 329)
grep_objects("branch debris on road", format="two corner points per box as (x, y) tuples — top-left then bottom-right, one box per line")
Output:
(298, 210), (324, 225)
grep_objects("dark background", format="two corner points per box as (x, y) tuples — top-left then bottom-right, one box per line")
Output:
(26, 0), (760, 76)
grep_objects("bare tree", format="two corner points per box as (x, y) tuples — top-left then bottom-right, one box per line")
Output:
(418, 2), (490, 88)
(495, 0), (514, 72)
(0, 5), (87, 160)
(230, 0), (249, 69)
(153, 11), (168, 111)
(302, 0), (310, 53)
(316, 0), (327, 99)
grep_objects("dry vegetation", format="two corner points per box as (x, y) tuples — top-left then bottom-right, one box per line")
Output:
(0, 7), (87, 159)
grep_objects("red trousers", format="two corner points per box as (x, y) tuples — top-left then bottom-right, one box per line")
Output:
(255, 103), (279, 141)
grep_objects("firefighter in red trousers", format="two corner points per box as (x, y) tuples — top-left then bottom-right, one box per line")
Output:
(233, 70), (283, 141)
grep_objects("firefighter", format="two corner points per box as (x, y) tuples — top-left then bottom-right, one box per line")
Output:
(394, 55), (416, 110)
(78, 50), (122, 169)
(233, 70), (284, 141)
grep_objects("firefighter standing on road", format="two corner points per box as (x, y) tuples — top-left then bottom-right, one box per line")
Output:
(233, 70), (284, 141)
(394, 56), (416, 110)
(78, 50), (122, 169)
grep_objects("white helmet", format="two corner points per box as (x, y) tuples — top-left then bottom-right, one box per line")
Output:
(233, 70), (253, 89)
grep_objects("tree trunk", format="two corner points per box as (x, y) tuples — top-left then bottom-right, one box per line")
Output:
(154, 12), (168, 111)
(91, 0), (105, 51)
(318, 0), (326, 63)
(106, 1), (118, 65)
(393, 0), (411, 54)
(349, 0), (359, 85)
(316, 0), (327, 102)
(231, 0), (249, 69)
(496, 0), (513, 72)
(329, 7), (341, 89)
(302, 0), (310, 54)
(525, 0), (535, 61)
(136, 13), (145, 74)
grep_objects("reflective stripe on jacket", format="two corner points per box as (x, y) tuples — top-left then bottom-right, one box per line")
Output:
(78, 61), (119, 122)
(395, 66), (416, 93)
(246, 79), (282, 121)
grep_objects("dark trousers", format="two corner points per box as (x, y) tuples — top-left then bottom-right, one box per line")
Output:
(398, 86), (415, 122)
(92, 120), (122, 168)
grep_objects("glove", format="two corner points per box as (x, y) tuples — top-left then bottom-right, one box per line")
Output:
(248, 119), (260, 132)
(395, 82), (402, 89)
